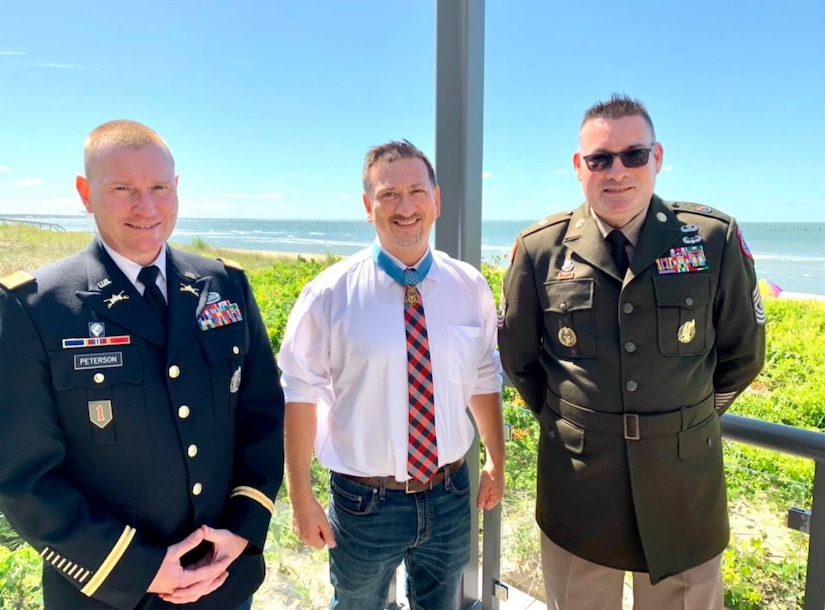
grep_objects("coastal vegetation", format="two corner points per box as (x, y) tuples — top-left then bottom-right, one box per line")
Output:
(1, 224), (824, 608)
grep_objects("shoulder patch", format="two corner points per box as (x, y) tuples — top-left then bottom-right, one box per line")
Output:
(217, 257), (244, 271)
(0, 270), (35, 290)
(667, 201), (731, 223)
(522, 210), (573, 237)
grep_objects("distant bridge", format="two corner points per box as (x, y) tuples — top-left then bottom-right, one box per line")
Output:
(0, 217), (66, 231)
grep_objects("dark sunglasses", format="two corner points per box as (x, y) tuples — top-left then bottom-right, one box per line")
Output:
(581, 146), (654, 172)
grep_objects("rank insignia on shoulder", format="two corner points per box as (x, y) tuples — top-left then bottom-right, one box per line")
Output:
(0, 270), (35, 290)
(218, 257), (244, 271)
(752, 285), (766, 325)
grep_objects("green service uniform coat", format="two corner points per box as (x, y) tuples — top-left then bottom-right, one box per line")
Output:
(498, 196), (765, 583)
(0, 241), (285, 609)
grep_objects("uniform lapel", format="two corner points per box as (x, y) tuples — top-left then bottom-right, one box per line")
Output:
(562, 204), (624, 280)
(631, 196), (683, 275)
(166, 250), (213, 358)
(74, 242), (166, 347)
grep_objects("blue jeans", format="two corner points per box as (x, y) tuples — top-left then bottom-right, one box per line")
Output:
(327, 462), (472, 610)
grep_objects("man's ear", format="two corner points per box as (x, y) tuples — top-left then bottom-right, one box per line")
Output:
(362, 192), (374, 222)
(76, 175), (93, 212)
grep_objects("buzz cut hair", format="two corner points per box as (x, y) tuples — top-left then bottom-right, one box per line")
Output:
(84, 120), (174, 178)
(361, 139), (437, 197)
(581, 93), (656, 141)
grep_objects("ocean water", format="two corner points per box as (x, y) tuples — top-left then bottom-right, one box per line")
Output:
(4, 215), (824, 295)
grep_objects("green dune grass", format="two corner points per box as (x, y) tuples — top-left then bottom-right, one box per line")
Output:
(1, 225), (824, 608)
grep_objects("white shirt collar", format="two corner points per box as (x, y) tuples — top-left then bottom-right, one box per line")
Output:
(99, 239), (168, 288)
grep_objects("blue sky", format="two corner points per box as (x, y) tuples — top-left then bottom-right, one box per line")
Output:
(1, 1), (823, 222)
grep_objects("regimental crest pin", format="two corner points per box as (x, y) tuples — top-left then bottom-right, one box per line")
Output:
(89, 322), (105, 337)
(229, 366), (242, 394)
(88, 400), (113, 429)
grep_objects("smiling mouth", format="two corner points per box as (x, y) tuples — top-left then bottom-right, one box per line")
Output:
(126, 222), (160, 229)
(603, 186), (634, 194)
(393, 217), (420, 226)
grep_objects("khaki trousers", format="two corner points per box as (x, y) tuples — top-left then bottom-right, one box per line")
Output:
(541, 533), (724, 610)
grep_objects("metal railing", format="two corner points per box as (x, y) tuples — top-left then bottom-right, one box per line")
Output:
(473, 413), (825, 610)
(0, 217), (65, 231)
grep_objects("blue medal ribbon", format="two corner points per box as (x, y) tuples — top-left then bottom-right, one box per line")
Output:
(372, 243), (433, 285)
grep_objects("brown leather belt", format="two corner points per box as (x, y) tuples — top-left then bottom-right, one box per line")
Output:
(335, 458), (465, 494)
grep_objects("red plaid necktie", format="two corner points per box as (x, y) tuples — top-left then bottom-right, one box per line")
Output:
(404, 275), (438, 484)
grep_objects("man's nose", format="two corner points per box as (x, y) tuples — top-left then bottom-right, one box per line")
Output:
(606, 155), (631, 177)
(396, 192), (416, 213)
(132, 189), (157, 214)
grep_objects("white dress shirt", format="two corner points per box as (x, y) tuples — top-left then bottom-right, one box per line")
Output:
(100, 240), (169, 301)
(278, 245), (502, 481)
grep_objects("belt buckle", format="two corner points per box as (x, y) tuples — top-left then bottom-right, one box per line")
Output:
(406, 479), (425, 494)
(623, 414), (640, 440)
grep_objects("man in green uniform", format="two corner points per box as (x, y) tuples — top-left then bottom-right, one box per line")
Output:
(0, 120), (284, 609)
(498, 94), (765, 609)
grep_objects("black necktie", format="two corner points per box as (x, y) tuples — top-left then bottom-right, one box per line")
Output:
(137, 265), (167, 322)
(606, 230), (630, 276)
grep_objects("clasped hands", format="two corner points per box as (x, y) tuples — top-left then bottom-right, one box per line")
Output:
(147, 525), (248, 605)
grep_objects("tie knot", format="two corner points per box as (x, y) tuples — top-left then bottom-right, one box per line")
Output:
(403, 268), (420, 286)
(138, 265), (160, 286)
(606, 230), (629, 248)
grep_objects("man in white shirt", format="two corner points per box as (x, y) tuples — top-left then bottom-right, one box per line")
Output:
(278, 140), (505, 610)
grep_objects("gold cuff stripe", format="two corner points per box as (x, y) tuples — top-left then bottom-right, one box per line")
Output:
(80, 526), (136, 596)
(79, 569), (90, 583)
(230, 486), (274, 514)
